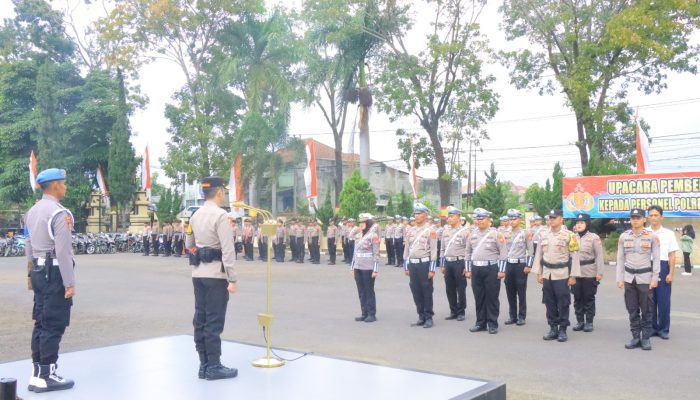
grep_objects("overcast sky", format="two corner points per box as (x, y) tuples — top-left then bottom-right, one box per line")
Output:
(3, 0), (699, 187)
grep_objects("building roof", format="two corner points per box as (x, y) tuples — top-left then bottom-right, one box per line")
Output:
(278, 139), (368, 164)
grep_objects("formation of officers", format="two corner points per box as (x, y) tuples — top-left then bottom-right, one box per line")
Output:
(20, 168), (677, 393)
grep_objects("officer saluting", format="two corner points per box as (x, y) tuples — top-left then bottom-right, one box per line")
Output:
(617, 208), (660, 351)
(25, 168), (75, 393)
(532, 209), (581, 342)
(440, 206), (469, 322)
(186, 177), (238, 380)
(404, 203), (438, 328)
(465, 208), (507, 334)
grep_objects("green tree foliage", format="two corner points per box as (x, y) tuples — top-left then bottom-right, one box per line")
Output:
(472, 163), (506, 218)
(500, 1), (700, 173)
(396, 188), (414, 218)
(385, 197), (396, 217)
(339, 169), (376, 219)
(155, 188), (183, 224)
(375, 0), (499, 207)
(108, 69), (139, 228)
(313, 188), (335, 234)
(524, 163), (566, 216)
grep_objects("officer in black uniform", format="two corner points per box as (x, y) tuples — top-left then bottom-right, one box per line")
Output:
(25, 168), (75, 393)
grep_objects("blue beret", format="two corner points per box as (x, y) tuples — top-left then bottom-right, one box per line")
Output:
(36, 168), (66, 184)
(413, 203), (429, 214)
(507, 208), (522, 219)
(446, 206), (461, 216)
(473, 208), (491, 219)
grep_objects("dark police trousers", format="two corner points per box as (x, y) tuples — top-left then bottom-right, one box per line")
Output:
(341, 238), (347, 262)
(164, 238), (172, 256)
(192, 278), (229, 364)
(472, 264), (500, 328)
(444, 260), (467, 317)
(625, 279), (653, 338)
(143, 236), (150, 255)
(151, 234), (159, 255)
(409, 261), (434, 321)
(347, 240), (355, 263)
(652, 261), (672, 336)
(243, 239), (254, 260)
(289, 236), (297, 261)
(31, 264), (72, 364)
(327, 238), (336, 263)
(258, 238), (268, 260)
(394, 238), (404, 265)
(354, 269), (376, 317)
(572, 277), (598, 323)
(543, 278), (571, 328)
(174, 237), (183, 256)
(505, 262), (528, 321)
(385, 238), (395, 264)
(296, 237), (305, 262)
(274, 241), (285, 262)
(309, 236), (319, 262)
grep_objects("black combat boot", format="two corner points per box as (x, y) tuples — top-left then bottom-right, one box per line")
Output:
(198, 352), (208, 379)
(625, 333), (641, 349)
(355, 315), (367, 322)
(557, 326), (568, 342)
(583, 317), (594, 332)
(543, 325), (558, 341)
(422, 318), (434, 328)
(27, 362), (40, 391)
(204, 362), (238, 380)
(641, 334), (652, 351)
(572, 319), (585, 331)
(32, 364), (75, 393)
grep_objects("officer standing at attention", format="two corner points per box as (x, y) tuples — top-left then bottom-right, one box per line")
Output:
(288, 218), (297, 263)
(151, 220), (160, 256)
(465, 208), (507, 334)
(384, 216), (395, 266)
(351, 213), (380, 322)
(25, 168), (75, 393)
(571, 213), (604, 333)
(617, 208), (660, 351)
(173, 219), (184, 257)
(163, 221), (174, 257)
(273, 219), (286, 262)
(498, 216), (510, 234)
(647, 205), (678, 340)
(242, 218), (254, 261)
(307, 220), (321, 264)
(326, 219), (338, 265)
(440, 206), (469, 322)
(142, 222), (151, 256)
(256, 222), (269, 261)
(532, 209), (581, 343)
(394, 216), (406, 267)
(504, 209), (532, 326)
(346, 218), (357, 264)
(186, 177), (238, 380)
(404, 204), (438, 328)
(529, 215), (544, 255)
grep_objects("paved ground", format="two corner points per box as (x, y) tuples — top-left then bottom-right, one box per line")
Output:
(1, 253), (698, 399)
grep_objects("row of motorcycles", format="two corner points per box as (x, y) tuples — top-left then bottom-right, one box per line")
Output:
(0, 233), (151, 256)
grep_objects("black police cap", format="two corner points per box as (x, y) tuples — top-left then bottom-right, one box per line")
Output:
(630, 208), (645, 218)
(201, 176), (227, 190)
(575, 213), (591, 222)
(548, 208), (563, 218)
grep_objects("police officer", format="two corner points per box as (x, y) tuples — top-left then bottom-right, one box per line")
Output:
(307, 220), (321, 264)
(163, 221), (174, 256)
(440, 206), (469, 321)
(617, 208), (660, 351)
(25, 168), (75, 393)
(571, 213), (604, 333)
(404, 204), (438, 328)
(256, 222), (268, 261)
(384, 216), (395, 265)
(242, 218), (254, 261)
(465, 208), (507, 334)
(532, 209), (581, 342)
(498, 216), (510, 234)
(352, 213), (380, 322)
(504, 209), (532, 326)
(529, 215), (544, 255)
(288, 218), (298, 262)
(173, 219), (184, 257)
(346, 219), (357, 264)
(151, 221), (160, 256)
(142, 222), (151, 256)
(186, 177), (238, 380)
(393, 215), (405, 267)
(273, 219), (286, 262)
(326, 219), (338, 265)
(294, 219), (306, 263)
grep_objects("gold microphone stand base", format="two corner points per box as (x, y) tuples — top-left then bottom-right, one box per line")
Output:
(252, 357), (286, 368)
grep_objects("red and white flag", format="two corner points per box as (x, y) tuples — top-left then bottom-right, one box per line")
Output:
(304, 139), (318, 211)
(96, 164), (110, 208)
(409, 139), (418, 199)
(635, 109), (651, 174)
(229, 154), (244, 202)
(29, 150), (38, 193)
(142, 145), (152, 200)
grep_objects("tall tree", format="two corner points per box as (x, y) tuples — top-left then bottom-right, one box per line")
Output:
(500, 1), (700, 173)
(108, 69), (139, 229)
(375, 0), (499, 208)
(472, 163), (506, 218)
(339, 169), (377, 218)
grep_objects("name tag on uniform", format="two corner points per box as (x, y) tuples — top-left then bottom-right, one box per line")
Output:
(623, 240), (634, 248)
(541, 239), (548, 246)
(641, 239), (651, 249)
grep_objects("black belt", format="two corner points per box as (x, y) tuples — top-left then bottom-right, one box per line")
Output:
(625, 266), (652, 274)
(542, 261), (569, 269)
(198, 247), (223, 263)
(580, 259), (596, 266)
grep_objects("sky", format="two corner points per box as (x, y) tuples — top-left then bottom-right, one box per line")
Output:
(2, 0), (699, 188)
